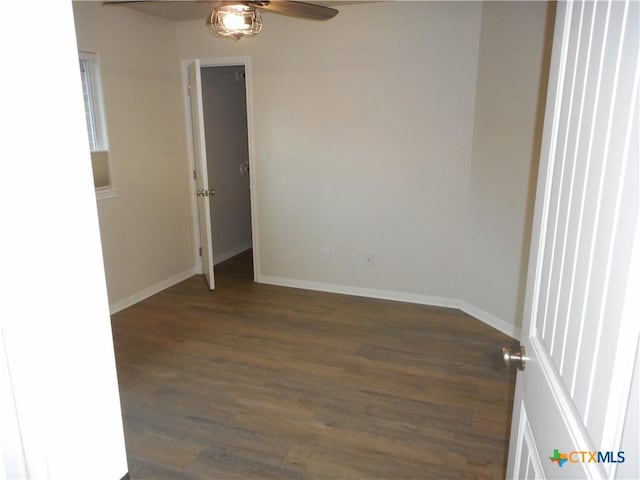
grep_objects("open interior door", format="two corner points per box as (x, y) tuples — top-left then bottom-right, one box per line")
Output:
(188, 59), (215, 290)
(505, 1), (639, 478)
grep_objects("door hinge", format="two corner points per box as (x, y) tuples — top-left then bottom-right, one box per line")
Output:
(199, 247), (202, 257)
(187, 83), (191, 96)
(193, 169), (197, 180)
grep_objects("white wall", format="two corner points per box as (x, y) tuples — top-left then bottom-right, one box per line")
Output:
(175, 2), (551, 335)
(1, 0), (127, 476)
(178, 1), (483, 299)
(462, 1), (553, 332)
(201, 66), (252, 264)
(73, 3), (196, 310)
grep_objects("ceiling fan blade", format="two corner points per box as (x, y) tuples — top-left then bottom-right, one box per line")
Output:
(103, 0), (171, 4)
(102, 0), (218, 6)
(102, 0), (221, 21)
(102, 0), (338, 22)
(253, 1), (338, 21)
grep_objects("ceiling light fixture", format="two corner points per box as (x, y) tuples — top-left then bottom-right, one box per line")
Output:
(208, 4), (263, 41)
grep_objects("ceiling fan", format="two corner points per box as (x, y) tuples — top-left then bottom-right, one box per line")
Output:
(103, 1), (339, 40)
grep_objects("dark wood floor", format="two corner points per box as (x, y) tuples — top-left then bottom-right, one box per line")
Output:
(112, 250), (518, 479)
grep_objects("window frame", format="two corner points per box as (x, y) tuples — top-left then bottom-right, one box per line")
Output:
(79, 51), (118, 199)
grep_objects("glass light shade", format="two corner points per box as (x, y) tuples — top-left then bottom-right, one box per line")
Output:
(208, 5), (263, 40)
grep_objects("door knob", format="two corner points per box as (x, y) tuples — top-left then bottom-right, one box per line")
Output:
(196, 189), (216, 197)
(502, 345), (526, 370)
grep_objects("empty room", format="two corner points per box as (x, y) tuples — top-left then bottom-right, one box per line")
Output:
(1, 1), (638, 479)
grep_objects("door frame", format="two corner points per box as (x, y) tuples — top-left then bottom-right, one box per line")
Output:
(181, 56), (260, 281)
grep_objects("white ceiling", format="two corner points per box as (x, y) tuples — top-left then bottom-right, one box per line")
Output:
(103, 1), (374, 22)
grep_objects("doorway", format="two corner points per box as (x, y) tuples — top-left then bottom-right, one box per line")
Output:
(186, 58), (258, 288)
(201, 65), (253, 269)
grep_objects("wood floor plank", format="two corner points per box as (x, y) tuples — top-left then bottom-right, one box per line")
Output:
(112, 250), (517, 479)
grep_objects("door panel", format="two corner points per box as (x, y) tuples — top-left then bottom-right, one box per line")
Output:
(513, 404), (545, 479)
(507, 1), (639, 478)
(188, 60), (215, 290)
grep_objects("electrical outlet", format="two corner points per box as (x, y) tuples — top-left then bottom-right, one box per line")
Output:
(365, 253), (374, 266)
(321, 248), (332, 263)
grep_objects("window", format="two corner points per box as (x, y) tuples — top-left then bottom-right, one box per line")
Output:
(79, 51), (116, 198)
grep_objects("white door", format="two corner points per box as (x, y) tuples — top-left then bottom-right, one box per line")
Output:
(188, 60), (215, 290)
(506, 0), (639, 478)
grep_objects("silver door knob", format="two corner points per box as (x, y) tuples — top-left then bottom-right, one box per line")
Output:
(502, 345), (526, 370)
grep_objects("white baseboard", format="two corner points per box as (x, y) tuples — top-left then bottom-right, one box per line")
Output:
(257, 274), (520, 340)
(107, 267), (521, 339)
(258, 274), (460, 309)
(213, 242), (252, 266)
(109, 267), (197, 315)
(457, 300), (521, 339)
